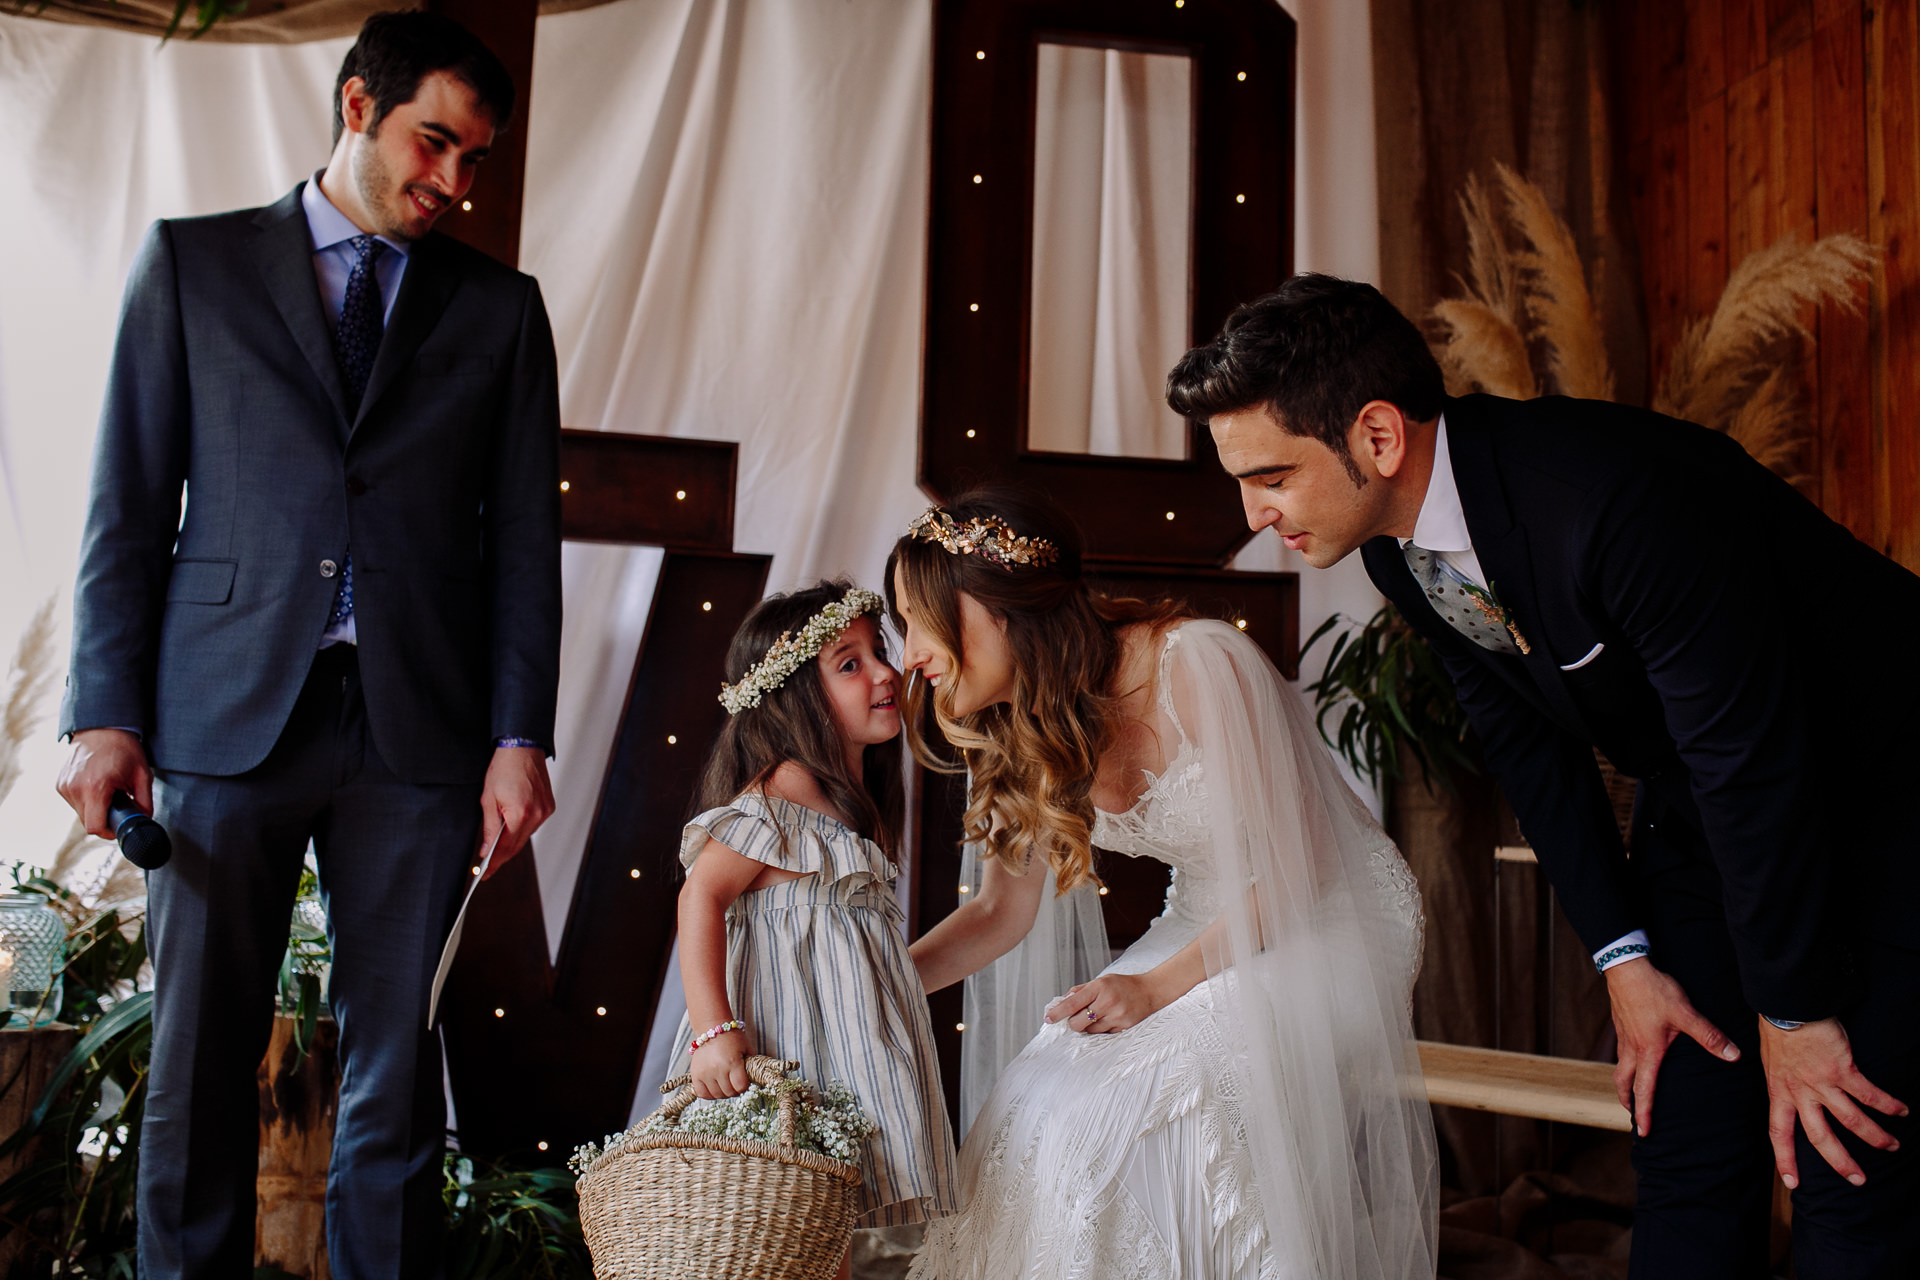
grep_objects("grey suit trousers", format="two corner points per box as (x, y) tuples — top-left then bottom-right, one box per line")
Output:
(143, 646), (479, 1280)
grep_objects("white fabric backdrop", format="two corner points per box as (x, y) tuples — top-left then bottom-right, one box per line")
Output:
(0, 0), (1384, 970)
(1027, 44), (1192, 460)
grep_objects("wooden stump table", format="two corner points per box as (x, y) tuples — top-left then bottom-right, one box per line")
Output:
(255, 1015), (340, 1280)
(0, 1024), (79, 1274)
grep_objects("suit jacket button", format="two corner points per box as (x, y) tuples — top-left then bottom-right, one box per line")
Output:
(319, 559), (339, 579)
(346, 476), (367, 496)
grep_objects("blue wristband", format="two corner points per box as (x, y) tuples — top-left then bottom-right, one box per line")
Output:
(1593, 942), (1650, 973)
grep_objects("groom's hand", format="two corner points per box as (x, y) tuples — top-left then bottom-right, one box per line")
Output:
(1606, 956), (1741, 1137)
(479, 746), (555, 877)
(1761, 1016), (1907, 1189)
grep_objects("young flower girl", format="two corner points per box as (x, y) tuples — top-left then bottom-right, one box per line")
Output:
(669, 579), (957, 1252)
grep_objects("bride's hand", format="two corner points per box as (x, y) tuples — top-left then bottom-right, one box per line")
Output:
(1046, 973), (1167, 1034)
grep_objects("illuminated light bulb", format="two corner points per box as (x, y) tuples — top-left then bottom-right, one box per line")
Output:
(973, 174), (983, 184)
(472, 865), (482, 876)
(1165, 511), (1176, 520)
(1236, 194), (1247, 204)
(537, 1141), (549, 1151)
(959, 884), (971, 894)
(1235, 618), (1249, 630)
(1098, 886), (1110, 896)
(676, 489), (687, 500)
(494, 1008), (505, 1018)
(559, 480), (570, 491)
(966, 429), (977, 438)
(702, 601), (713, 612)
(667, 735), (678, 745)
(956, 1022), (967, 1031)
(975, 50), (985, 60)
(1175, 0), (1184, 7)
(630, 868), (641, 879)
(461, 200), (472, 211)
(1237, 71), (1247, 81)
(969, 303), (980, 312)
(596, 1006), (607, 1016)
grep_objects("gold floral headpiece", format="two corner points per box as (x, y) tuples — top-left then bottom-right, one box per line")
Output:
(906, 507), (1059, 569)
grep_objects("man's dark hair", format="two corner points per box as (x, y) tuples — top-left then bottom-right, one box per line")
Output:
(1165, 274), (1446, 483)
(332, 11), (516, 147)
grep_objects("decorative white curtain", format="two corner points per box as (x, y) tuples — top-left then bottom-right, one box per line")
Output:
(1027, 43), (1193, 460)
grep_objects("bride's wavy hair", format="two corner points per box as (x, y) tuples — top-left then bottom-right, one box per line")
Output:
(885, 489), (1185, 892)
(697, 579), (903, 856)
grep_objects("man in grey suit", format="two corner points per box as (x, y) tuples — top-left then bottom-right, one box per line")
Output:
(54, 13), (561, 1276)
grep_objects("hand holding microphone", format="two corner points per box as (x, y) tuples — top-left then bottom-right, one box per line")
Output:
(57, 728), (168, 867)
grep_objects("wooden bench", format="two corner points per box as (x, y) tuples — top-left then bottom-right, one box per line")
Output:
(1417, 1040), (1629, 1132)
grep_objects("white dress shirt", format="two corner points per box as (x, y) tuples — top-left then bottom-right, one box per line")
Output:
(1404, 418), (1648, 972)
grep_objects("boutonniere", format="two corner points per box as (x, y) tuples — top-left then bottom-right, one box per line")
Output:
(1460, 580), (1532, 655)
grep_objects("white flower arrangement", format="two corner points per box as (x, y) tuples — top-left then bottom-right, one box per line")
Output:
(570, 1078), (876, 1176)
(718, 587), (884, 715)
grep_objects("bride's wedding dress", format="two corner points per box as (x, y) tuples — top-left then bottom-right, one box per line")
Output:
(909, 621), (1437, 1280)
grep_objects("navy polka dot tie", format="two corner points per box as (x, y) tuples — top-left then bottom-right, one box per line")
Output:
(329, 235), (384, 633)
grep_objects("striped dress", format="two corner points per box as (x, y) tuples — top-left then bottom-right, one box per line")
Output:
(668, 793), (958, 1228)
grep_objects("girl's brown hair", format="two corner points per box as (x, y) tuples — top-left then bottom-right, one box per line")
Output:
(884, 489), (1185, 891)
(697, 579), (903, 855)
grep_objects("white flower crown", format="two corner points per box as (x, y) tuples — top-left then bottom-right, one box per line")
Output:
(718, 587), (886, 715)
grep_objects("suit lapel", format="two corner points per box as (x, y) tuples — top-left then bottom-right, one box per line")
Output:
(250, 186), (351, 430)
(1445, 399), (1598, 742)
(353, 233), (458, 437)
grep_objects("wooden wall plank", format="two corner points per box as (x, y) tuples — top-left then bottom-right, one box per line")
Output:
(1725, 66), (1777, 271)
(1727, 0), (1768, 82)
(1646, 122), (1693, 380)
(1767, 0), (1815, 56)
(1651, 4), (1691, 130)
(1814, 5), (1875, 539)
(1691, 0), (1730, 104)
(1688, 96), (1730, 316)
(1776, 41), (1823, 494)
(1877, 0), (1920, 564)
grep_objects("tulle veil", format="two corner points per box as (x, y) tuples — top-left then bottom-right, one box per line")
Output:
(953, 619), (1439, 1279)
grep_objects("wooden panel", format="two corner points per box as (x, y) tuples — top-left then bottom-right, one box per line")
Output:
(443, 551), (770, 1158)
(1726, 65), (1777, 268)
(1689, 0), (1729, 105)
(1767, 0), (1815, 56)
(1416, 1040), (1631, 1132)
(1645, 121), (1692, 377)
(923, 0), (1295, 567)
(558, 429), (737, 550)
(1085, 565), (1299, 678)
(1688, 96), (1730, 316)
(1814, 6), (1874, 539)
(1880, 0), (1920, 566)
(1726, 0), (1769, 82)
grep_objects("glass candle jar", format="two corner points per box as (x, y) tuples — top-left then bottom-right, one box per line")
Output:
(0, 891), (66, 1026)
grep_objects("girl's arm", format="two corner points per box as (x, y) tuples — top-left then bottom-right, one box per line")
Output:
(678, 836), (776, 1099)
(908, 851), (1048, 994)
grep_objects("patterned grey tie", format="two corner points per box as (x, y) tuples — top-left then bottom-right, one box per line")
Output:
(1402, 543), (1522, 656)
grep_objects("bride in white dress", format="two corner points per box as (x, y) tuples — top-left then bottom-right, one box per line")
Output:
(886, 491), (1438, 1280)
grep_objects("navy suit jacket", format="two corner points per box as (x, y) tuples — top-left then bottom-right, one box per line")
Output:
(1362, 394), (1920, 1020)
(60, 183), (563, 786)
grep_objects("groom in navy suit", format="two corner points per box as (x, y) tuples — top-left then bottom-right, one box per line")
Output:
(56, 13), (560, 1277)
(1168, 274), (1918, 1279)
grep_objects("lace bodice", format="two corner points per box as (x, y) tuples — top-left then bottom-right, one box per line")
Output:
(1091, 625), (1425, 987)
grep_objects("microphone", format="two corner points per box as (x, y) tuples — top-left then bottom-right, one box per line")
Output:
(107, 792), (172, 870)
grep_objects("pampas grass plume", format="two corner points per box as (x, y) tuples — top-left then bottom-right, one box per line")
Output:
(1497, 162), (1615, 401)
(1432, 298), (1537, 400)
(0, 596), (59, 814)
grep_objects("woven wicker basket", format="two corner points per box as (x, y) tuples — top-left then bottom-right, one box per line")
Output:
(576, 1055), (863, 1280)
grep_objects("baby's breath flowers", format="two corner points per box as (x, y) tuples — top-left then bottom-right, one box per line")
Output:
(718, 588), (884, 715)
(570, 1077), (877, 1176)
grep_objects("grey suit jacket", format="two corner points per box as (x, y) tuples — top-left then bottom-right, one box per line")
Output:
(60, 183), (563, 786)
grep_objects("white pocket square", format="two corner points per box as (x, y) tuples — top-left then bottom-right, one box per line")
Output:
(1559, 643), (1605, 671)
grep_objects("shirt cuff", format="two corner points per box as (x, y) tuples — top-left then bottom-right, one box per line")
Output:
(494, 736), (542, 750)
(1593, 929), (1651, 973)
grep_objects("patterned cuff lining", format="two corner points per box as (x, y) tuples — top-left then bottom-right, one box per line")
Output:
(495, 737), (542, 750)
(1593, 942), (1650, 973)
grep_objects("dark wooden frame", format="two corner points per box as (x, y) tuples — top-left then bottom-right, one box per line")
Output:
(441, 431), (771, 1158)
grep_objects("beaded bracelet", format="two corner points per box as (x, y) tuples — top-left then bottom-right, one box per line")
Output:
(1593, 942), (1650, 973)
(690, 1019), (747, 1052)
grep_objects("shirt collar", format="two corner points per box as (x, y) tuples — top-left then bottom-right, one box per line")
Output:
(1402, 413), (1473, 553)
(302, 171), (411, 259)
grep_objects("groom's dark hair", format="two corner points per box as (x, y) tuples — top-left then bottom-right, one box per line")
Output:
(1165, 274), (1445, 484)
(332, 11), (516, 146)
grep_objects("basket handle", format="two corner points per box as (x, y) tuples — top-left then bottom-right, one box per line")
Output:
(648, 1054), (803, 1146)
